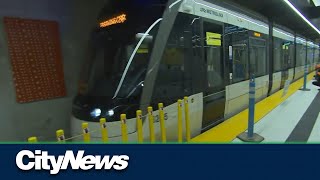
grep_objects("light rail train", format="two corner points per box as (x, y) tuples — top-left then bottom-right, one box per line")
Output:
(71, 0), (320, 142)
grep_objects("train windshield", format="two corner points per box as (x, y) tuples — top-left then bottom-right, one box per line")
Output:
(86, 39), (154, 98)
(110, 28), (159, 99)
(78, 1), (165, 102)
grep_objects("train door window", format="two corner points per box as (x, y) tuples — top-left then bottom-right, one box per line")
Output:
(249, 35), (267, 77)
(282, 41), (291, 70)
(224, 24), (249, 83)
(203, 20), (224, 93)
(307, 46), (314, 68)
(273, 37), (282, 72)
(151, 13), (196, 104)
(302, 45), (307, 66)
(288, 41), (295, 68)
(296, 44), (306, 67)
(298, 44), (302, 67)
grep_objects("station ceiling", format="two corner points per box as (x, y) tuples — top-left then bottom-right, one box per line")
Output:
(229, 0), (320, 42)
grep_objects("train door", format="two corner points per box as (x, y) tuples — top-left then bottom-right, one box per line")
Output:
(201, 19), (226, 130)
(280, 43), (290, 89)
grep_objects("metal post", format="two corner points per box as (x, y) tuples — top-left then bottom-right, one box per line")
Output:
(304, 65), (307, 89)
(28, 137), (38, 143)
(100, 118), (109, 143)
(136, 110), (144, 143)
(82, 123), (91, 143)
(158, 103), (167, 143)
(56, 129), (66, 143)
(248, 77), (255, 138)
(121, 114), (128, 143)
(184, 97), (191, 142)
(147, 107), (155, 143)
(300, 63), (310, 91)
(177, 99), (183, 143)
(237, 74), (264, 142)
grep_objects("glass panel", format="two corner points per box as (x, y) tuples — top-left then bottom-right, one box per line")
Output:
(296, 44), (306, 67)
(249, 37), (267, 77)
(224, 24), (249, 83)
(151, 13), (194, 104)
(116, 42), (153, 98)
(88, 24), (160, 100)
(274, 39), (294, 71)
(315, 48), (320, 63)
(203, 21), (224, 93)
(288, 42), (295, 68)
(282, 41), (292, 71)
(233, 45), (248, 82)
(273, 37), (282, 72)
(307, 46), (314, 70)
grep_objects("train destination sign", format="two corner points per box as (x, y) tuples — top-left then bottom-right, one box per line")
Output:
(100, 14), (127, 28)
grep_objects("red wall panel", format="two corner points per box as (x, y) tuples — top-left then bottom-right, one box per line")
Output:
(4, 17), (66, 103)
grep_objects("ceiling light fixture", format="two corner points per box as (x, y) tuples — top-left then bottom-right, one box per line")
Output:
(283, 0), (320, 35)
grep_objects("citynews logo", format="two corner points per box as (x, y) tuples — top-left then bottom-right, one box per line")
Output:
(16, 150), (129, 175)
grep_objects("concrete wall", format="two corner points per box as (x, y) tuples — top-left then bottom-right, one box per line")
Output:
(0, 0), (107, 141)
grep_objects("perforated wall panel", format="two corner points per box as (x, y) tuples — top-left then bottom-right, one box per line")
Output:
(4, 17), (66, 103)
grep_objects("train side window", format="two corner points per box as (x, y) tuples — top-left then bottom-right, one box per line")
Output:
(224, 24), (249, 83)
(202, 21), (224, 93)
(151, 13), (195, 104)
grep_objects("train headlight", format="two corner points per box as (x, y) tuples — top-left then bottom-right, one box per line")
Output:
(107, 110), (115, 117)
(90, 108), (101, 118)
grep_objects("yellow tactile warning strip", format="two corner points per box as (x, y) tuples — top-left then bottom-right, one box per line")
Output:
(191, 73), (315, 143)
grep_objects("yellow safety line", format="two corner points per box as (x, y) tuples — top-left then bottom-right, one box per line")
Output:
(191, 73), (315, 143)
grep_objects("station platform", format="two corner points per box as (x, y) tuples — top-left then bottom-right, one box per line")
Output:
(233, 80), (320, 143)
(191, 73), (318, 143)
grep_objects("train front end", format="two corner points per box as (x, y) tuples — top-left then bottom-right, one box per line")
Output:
(71, 1), (167, 142)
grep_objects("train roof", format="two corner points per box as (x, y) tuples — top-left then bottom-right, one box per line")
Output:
(96, 0), (319, 42)
(227, 0), (319, 41)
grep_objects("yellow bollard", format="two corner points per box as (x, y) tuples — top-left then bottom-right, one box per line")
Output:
(100, 118), (109, 143)
(158, 103), (166, 143)
(136, 110), (143, 143)
(148, 107), (155, 143)
(28, 137), (38, 143)
(177, 99), (183, 143)
(184, 97), (191, 142)
(56, 129), (65, 143)
(121, 114), (128, 143)
(82, 123), (91, 143)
